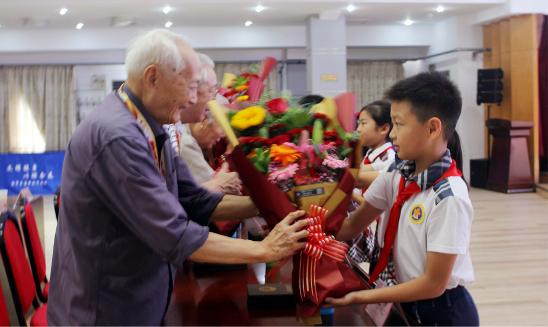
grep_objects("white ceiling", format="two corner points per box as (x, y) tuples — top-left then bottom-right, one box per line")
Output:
(0, 0), (504, 29)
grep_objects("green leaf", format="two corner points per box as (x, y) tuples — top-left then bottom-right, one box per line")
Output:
(283, 108), (313, 130)
(259, 126), (269, 138)
(251, 148), (270, 173)
(312, 120), (324, 145)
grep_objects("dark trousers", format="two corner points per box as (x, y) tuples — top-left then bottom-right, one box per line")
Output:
(400, 285), (479, 326)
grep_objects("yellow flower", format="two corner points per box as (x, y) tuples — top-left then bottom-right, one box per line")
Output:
(270, 144), (302, 166)
(235, 95), (249, 102)
(231, 106), (266, 130)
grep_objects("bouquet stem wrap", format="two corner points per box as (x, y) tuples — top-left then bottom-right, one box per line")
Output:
(227, 146), (295, 228)
(227, 147), (366, 317)
(293, 205), (366, 317)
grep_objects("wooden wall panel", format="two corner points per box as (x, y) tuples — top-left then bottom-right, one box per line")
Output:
(482, 14), (540, 183)
(509, 15), (540, 182)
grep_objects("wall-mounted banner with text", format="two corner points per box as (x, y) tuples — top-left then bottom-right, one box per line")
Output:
(0, 151), (65, 195)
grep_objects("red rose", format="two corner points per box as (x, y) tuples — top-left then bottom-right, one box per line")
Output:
(269, 134), (290, 145)
(239, 136), (268, 145)
(265, 98), (288, 115)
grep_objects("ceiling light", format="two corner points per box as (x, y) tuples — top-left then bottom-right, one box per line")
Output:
(255, 4), (265, 13)
(75, 22), (84, 30)
(59, 7), (68, 15)
(403, 19), (414, 26)
(164, 21), (173, 28)
(435, 5), (445, 13)
(162, 5), (172, 15)
(244, 20), (253, 27)
(346, 4), (356, 13)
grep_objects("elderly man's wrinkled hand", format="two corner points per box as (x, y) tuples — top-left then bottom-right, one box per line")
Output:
(260, 210), (308, 262)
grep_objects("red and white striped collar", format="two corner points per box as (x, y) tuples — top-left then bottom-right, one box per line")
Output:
(365, 141), (394, 163)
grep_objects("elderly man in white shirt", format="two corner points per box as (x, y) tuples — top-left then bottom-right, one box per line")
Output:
(166, 53), (241, 195)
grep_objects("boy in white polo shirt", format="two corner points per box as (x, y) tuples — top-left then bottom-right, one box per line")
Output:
(328, 72), (479, 326)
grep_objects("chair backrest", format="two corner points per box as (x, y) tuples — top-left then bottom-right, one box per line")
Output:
(0, 282), (11, 326)
(0, 211), (37, 326)
(0, 285), (10, 326)
(20, 204), (47, 286)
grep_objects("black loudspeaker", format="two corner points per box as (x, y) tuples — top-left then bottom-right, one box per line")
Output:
(477, 68), (504, 105)
(470, 159), (490, 188)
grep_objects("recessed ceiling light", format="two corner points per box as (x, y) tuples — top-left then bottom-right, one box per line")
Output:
(435, 5), (445, 13)
(59, 8), (68, 15)
(346, 4), (356, 13)
(75, 22), (84, 30)
(244, 20), (253, 27)
(162, 5), (172, 15)
(255, 4), (265, 13)
(164, 21), (173, 28)
(403, 19), (414, 26)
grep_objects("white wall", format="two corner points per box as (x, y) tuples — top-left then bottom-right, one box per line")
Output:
(425, 15), (486, 181)
(403, 60), (428, 77)
(73, 65), (126, 122)
(2, 15), (490, 177)
(0, 24), (431, 54)
(472, 0), (548, 24)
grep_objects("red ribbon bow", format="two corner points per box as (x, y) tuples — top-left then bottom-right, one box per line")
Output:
(299, 204), (350, 302)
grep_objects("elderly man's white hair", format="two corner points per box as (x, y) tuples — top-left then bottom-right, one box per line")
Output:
(125, 29), (188, 78)
(197, 53), (215, 84)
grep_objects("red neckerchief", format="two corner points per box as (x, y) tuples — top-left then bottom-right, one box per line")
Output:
(368, 159), (462, 285)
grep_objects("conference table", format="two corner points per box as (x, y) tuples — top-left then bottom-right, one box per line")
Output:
(164, 262), (380, 326)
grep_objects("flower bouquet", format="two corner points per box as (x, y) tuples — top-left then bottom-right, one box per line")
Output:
(208, 89), (369, 317)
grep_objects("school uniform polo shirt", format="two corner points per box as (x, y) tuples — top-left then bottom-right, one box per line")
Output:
(364, 150), (475, 289)
(360, 141), (396, 172)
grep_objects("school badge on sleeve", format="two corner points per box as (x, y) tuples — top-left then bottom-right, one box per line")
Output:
(409, 204), (425, 224)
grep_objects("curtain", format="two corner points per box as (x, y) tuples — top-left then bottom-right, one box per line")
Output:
(0, 66), (76, 153)
(214, 62), (280, 96)
(347, 61), (404, 108)
(539, 15), (548, 169)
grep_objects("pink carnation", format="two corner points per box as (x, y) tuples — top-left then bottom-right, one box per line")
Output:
(322, 155), (348, 169)
(268, 163), (299, 182)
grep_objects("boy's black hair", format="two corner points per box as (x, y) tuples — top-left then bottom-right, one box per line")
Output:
(386, 72), (463, 171)
(359, 100), (392, 141)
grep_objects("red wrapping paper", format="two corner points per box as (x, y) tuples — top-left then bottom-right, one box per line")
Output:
(258, 57), (277, 81)
(335, 92), (357, 133)
(227, 146), (295, 228)
(247, 57), (277, 102)
(227, 145), (367, 317)
(292, 258), (366, 317)
(246, 77), (264, 102)
(323, 169), (355, 236)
